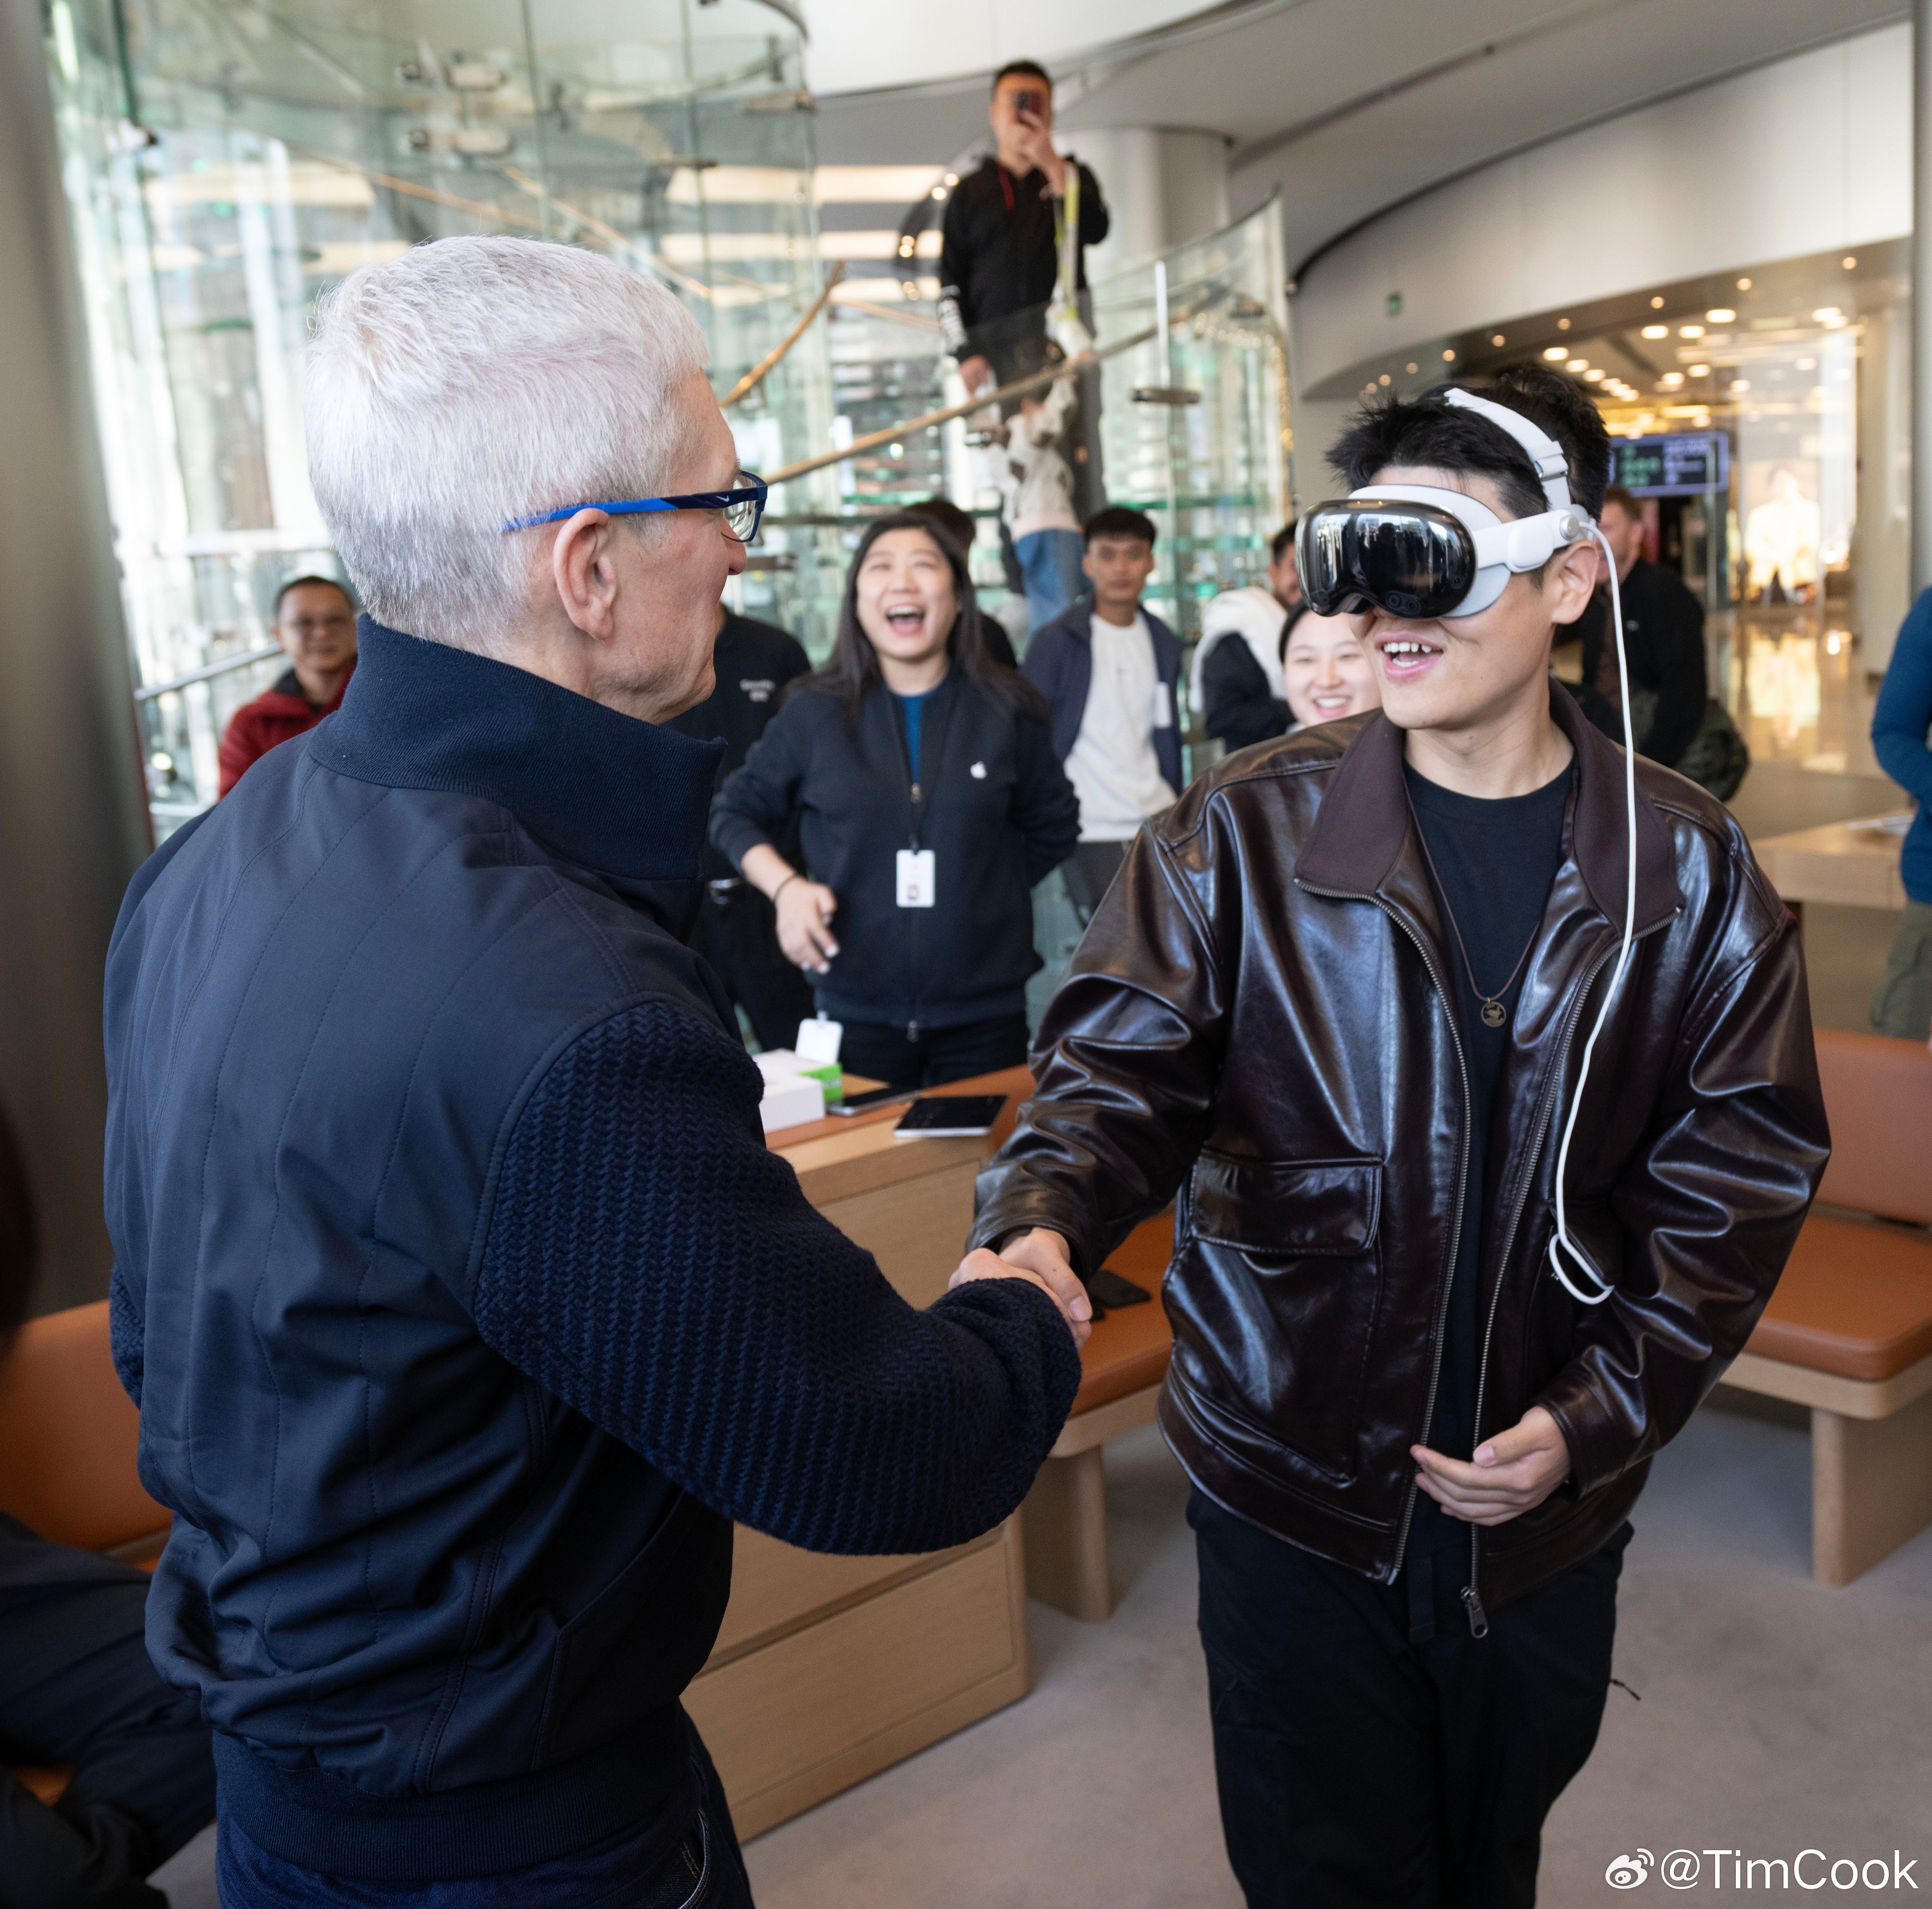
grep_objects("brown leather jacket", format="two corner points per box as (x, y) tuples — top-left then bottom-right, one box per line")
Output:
(972, 687), (1829, 1613)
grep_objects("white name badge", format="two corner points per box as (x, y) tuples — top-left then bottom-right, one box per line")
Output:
(1152, 681), (1174, 729)
(896, 848), (937, 908)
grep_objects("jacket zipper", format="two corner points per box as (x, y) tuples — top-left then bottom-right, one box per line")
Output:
(1462, 912), (1677, 1637)
(1300, 882), (1471, 1591)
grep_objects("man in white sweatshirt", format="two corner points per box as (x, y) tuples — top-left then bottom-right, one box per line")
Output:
(1194, 520), (1305, 749)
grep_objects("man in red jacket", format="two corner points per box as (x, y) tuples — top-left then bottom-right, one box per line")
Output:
(217, 575), (357, 795)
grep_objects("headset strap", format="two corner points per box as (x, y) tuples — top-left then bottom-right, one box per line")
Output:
(1444, 389), (1574, 511)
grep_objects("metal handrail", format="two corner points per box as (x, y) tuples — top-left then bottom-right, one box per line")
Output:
(761, 321), (1158, 487)
(721, 264), (846, 408)
(133, 644), (282, 703)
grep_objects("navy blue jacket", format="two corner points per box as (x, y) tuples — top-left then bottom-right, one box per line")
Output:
(1873, 587), (1932, 905)
(709, 670), (1079, 1032)
(1021, 601), (1185, 798)
(103, 621), (1081, 1882)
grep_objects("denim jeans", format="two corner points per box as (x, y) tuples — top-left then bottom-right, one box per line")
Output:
(1013, 529), (1086, 634)
(1871, 899), (1932, 1041)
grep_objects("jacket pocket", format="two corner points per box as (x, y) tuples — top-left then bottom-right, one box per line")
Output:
(1173, 1154), (1384, 1478)
(1190, 1154), (1381, 1257)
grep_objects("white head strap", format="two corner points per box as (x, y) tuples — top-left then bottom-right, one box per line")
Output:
(1444, 389), (1574, 511)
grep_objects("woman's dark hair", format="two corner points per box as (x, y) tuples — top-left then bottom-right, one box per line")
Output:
(806, 512), (1047, 725)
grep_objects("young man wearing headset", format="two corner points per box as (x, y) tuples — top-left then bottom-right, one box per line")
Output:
(972, 365), (1830, 1906)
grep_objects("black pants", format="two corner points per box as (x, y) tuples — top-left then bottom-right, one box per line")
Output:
(1060, 841), (1129, 925)
(692, 879), (816, 1054)
(836, 1011), (1030, 1089)
(1, 1523), (216, 1907)
(1191, 1492), (1627, 1909)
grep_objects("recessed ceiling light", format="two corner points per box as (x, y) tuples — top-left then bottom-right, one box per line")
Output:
(1842, 255), (1857, 269)
(1585, 368), (1605, 381)
(1650, 296), (1665, 309)
(1406, 361), (1418, 373)
(1567, 358), (1588, 372)
(1706, 307), (1735, 323)
(1442, 349), (1455, 361)
(1796, 356), (1817, 370)
(943, 172), (959, 186)
(1490, 333), (1505, 346)
(1812, 306), (1843, 325)
(1731, 378), (1750, 393)
(1660, 372), (1684, 387)
(1641, 324), (1669, 339)
(1557, 318), (1571, 330)
(1679, 324), (1705, 339)
(1688, 363), (1710, 376)
(1737, 277), (1752, 290)
(1543, 345), (1568, 360)
(1379, 373), (1391, 385)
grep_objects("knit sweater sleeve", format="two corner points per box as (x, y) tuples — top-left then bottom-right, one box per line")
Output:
(471, 1000), (1083, 1555)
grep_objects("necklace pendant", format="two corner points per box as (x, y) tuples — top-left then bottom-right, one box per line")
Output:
(1480, 998), (1507, 1029)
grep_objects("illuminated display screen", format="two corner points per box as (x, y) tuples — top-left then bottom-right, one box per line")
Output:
(1609, 433), (1729, 497)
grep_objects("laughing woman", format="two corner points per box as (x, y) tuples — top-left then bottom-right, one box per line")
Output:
(711, 512), (1080, 1087)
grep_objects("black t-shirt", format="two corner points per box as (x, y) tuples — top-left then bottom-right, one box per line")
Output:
(1401, 757), (1574, 1566)
(669, 611), (810, 882)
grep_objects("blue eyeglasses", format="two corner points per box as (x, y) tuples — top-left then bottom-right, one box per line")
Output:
(501, 471), (767, 542)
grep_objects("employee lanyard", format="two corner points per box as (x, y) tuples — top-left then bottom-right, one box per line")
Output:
(890, 680), (955, 852)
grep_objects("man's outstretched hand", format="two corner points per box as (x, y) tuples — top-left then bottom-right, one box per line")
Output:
(1411, 1405), (1570, 1526)
(949, 1227), (1090, 1349)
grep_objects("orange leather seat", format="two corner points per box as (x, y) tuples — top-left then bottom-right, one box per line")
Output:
(0, 1302), (172, 1811)
(1748, 1215), (1932, 1381)
(1745, 1030), (1932, 1383)
(0, 1299), (169, 1556)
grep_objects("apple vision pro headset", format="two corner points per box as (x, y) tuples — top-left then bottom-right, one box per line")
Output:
(1296, 389), (1635, 1308)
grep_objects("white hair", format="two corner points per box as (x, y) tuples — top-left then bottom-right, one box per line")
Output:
(304, 236), (711, 652)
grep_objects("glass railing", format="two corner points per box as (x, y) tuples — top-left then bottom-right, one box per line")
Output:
(49, 0), (836, 831)
(747, 195), (1296, 743)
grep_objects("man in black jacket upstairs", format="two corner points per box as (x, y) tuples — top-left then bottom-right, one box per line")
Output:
(972, 367), (1828, 1906)
(940, 60), (1109, 518)
(103, 235), (1087, 1908)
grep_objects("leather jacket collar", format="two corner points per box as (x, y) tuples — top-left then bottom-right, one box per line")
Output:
(1295, 681), (1683, 937)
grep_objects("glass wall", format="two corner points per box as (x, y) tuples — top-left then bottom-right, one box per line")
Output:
(48, 0), (836, 833)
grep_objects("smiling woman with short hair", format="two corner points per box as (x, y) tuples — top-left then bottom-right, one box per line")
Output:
(712, 511), (1079, 1087)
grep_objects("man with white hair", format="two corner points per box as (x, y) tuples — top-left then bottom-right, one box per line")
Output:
(102, 236), (1088, 1906)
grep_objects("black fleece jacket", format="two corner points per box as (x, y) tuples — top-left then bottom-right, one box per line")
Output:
(711, 671), (1079, 1032)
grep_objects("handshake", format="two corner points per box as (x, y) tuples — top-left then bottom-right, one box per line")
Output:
(949, 1227), (1091, 1348)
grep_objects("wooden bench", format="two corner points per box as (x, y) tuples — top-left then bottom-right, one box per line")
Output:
(0, 1299), (172, 1808)
(1021, 1210), (1175, 1622)
(1724, 1029), (1932, 1586)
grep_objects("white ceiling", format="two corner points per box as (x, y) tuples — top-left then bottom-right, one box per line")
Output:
(808, 0), (1908, 279)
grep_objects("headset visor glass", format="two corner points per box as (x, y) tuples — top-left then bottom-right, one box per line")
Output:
(1298, 499), (1479, 620)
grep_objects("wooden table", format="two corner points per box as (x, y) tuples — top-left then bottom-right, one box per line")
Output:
(1752, 813), (1912, 927)
(680, 1067), (1037, 1839)
(1020, 1211), (1175, 1623)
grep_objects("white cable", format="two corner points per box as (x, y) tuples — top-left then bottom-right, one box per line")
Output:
(1546, 527), (1637, 1306)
